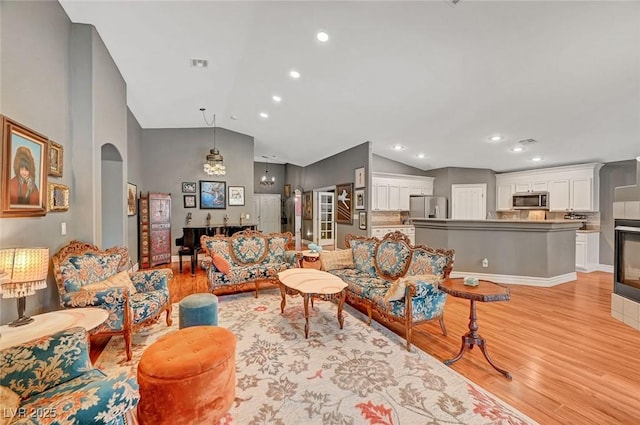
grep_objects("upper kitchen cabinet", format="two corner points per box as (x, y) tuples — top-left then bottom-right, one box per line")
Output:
(372, 173), (433, 211)
(495, 163), (603, 212)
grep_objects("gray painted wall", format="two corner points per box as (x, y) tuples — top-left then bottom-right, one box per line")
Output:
(599, 160), (637, 265)
(140, 127), (254, 257)
(372, 154), (427, 175)
(127, 110), (143, 263)
(301, 142), (370, 247)
(0, 2), (129, 324)
(425, 167), (497, 217)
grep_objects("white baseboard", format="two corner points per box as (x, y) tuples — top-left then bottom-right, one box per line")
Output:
(449, 271), (577, 287)
(597, 264), (614, 273)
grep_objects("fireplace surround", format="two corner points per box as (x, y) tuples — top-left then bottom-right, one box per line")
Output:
(614, 219), (640, 302)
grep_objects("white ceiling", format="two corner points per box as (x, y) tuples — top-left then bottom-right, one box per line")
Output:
(59, 0), (640, 172)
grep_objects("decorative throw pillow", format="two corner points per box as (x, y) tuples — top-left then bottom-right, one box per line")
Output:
(0, 385), (21, 425)
(211, 253), (231, 274)
(383, 278), (406, 303)
(320, 249), (355, 271)
(82, 271), (137, 294)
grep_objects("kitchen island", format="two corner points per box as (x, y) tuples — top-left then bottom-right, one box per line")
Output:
(412, 219), (582, 286)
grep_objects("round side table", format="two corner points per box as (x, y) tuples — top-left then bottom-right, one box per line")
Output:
(300, 250), (321, 269)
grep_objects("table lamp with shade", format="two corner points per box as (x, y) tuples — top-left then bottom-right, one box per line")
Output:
(0, 247), (49, 327)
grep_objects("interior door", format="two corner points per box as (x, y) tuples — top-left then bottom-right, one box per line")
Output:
(253, 194), (281, 234)
(451, 184), (487, 219)
(315, 191), (335, 247)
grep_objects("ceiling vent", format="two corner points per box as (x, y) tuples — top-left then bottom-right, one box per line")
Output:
(190, 58), (208, 68)
(517, 138), (537, 146)
(448, 0), (462, 6)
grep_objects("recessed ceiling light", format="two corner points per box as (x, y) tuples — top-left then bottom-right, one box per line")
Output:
(531, 156), (543, 162)
(259, 112), (269, 119)
(230, 115), (238, 120)
(289, 70), (301, 79)
(489, 135), (503, 142)
(417, 153), (425, 159)
(511, 146), (524, 152)
(317, 31), (329, 42)
(272, 95), (282, 103)
(392, 144), (405, 151)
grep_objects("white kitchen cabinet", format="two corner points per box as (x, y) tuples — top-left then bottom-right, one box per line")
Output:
(372, 173), (432, 211)
(496, 183), (515, 211)
(371, 226), (415, 245)
(496, 163), (602, 212)
(548, 180), (570, 211)
(373, 183), (389, 211)
(576, 232), (599, 272)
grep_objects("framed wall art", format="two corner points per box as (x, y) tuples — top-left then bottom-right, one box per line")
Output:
(303, 191), (313, 220)
(228, 186), (245, 206)
(48, 140), (63, 177)
(359, 211), (367, 230)
(48, 183), (69, 212)
(1, 115), (48, 217)
(336, 183), (353, 224)
(355, 167), (365, 189)
(184, 194), (196, 208)
(355, 188), (365, 210)
(127, 182), (137, 216)
(182, 181), (196, 193)
(200, 180), (226, 209)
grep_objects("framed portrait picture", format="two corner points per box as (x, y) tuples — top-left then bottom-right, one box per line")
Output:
(200, 180), (226, 209)
(336, 183), (353, 224)
(228, 186), (245, 206)
(1, 115), (48, 217)
(127, 182), (137, 216)
(182, 181), (196, 193)
(355, 167), (365, 189)
(303, 191), (313, 220)
(48, 183), (69, 212)
(184, 194), (196, 208)
(359, 211), (367, 230)
(355, 188), (365, 210)
(48, 140), (63, 177)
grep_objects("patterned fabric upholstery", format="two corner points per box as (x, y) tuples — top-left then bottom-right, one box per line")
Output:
(0, 327), (138, 425)
(52, 240), (173, 361)
(350, 239), (377, 277)
(336, 232), (455, 351)
(201, 230), (295, 296)
(375, 239), (411, 279)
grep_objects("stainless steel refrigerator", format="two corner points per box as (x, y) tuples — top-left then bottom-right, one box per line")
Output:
(410, 196), (448, 218)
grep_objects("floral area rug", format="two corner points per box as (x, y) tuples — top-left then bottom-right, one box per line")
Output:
(95, 289), (538, 425)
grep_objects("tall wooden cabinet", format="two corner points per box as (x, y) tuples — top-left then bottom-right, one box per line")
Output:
(139, 192), (171, 269)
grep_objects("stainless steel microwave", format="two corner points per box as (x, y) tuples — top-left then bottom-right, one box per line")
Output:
(512, 192), (549, 210)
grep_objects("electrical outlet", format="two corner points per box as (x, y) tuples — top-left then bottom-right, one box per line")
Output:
(61, 222), (67, 235)
(482, 258), (488, 268)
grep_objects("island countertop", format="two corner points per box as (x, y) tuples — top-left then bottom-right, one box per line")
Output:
(411, 218), (580, 286)
(411, 218), (582, 232)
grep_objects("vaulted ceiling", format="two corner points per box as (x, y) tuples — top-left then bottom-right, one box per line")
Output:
(59, 1), (640, 172)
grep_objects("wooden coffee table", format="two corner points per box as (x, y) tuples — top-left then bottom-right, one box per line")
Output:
(438, 278), (512, 380)
(0, 307), (109, 350)
(277, 268), (347, 338)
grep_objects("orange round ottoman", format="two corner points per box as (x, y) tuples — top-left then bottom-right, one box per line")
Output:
(136, 326), (236, 425)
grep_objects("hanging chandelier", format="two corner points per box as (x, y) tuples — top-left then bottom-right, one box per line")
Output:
(201, 108), (226, 176)
(260, 156), (275, 186)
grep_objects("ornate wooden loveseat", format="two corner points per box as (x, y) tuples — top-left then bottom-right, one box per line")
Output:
(200, 230), (297, 297)
(321, 231), (455, 351)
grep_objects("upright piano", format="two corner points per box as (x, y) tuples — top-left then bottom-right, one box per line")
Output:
(175, 224), (258, 275)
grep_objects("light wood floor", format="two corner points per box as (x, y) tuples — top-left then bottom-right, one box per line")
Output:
(93, 266), (640, 424)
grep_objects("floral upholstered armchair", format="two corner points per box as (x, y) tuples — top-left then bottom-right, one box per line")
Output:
(0, 327), (138, 425)
(52, 240), (172, 360)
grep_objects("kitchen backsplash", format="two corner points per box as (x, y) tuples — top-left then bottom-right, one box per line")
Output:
(371, 211), (410, 225)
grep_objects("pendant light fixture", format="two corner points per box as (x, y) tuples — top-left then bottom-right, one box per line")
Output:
(260, 155), (275, 186)
(201, 108), (226, 176)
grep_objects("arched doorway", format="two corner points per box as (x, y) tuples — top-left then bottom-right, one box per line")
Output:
(101, 143), (124, 248)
